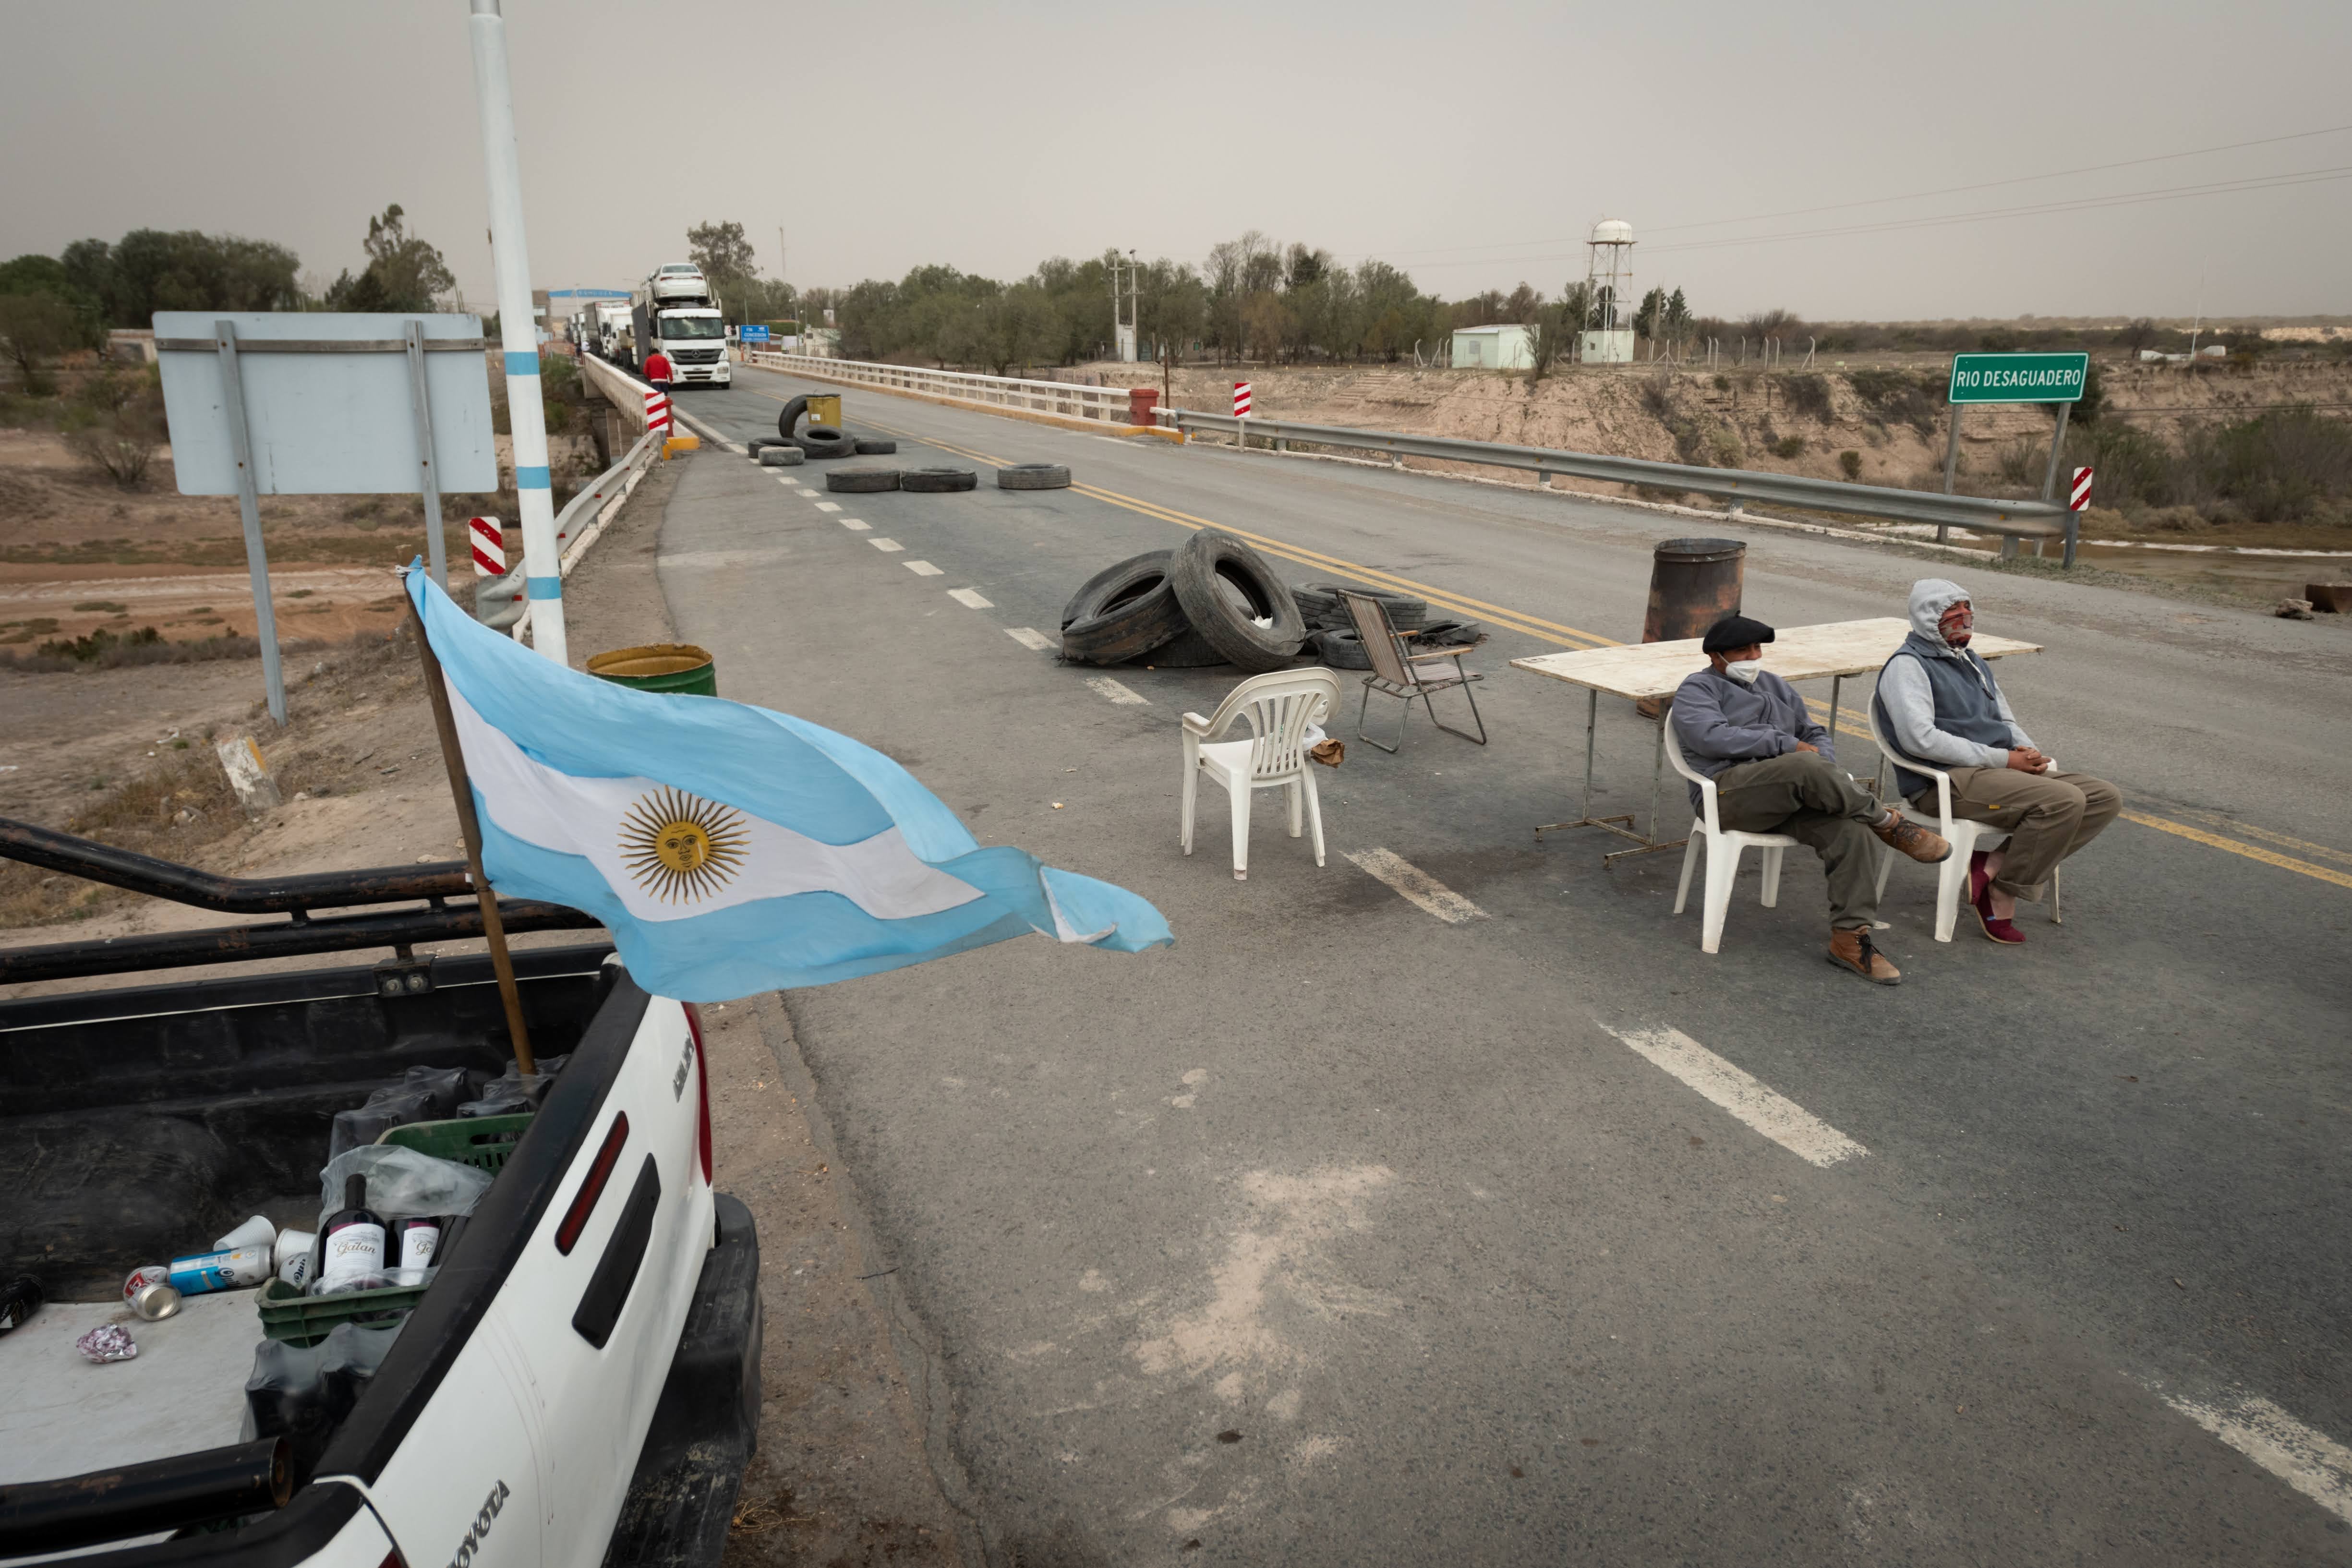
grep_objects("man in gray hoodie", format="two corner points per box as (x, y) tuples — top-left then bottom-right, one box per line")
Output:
(1674, 614), (1952, 984)
(1872, 579), (2122, 944)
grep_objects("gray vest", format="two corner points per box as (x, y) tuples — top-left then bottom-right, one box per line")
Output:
(1873, 636), (2011, 799)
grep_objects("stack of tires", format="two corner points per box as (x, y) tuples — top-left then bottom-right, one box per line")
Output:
(764, 395), (894, 460)
(1061, 531), (1308, 674)
(1288, 583), (1481, 669)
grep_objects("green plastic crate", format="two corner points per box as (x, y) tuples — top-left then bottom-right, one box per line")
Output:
(377, 1111), (535, 1170)
(256, 1276), (425, 1346)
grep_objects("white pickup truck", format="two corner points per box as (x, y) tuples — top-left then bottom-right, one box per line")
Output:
(0, 821), (761, 1568)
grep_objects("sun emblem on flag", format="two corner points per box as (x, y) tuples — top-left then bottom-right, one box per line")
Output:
(619, 787), (749, 904)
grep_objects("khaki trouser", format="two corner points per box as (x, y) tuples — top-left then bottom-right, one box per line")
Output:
(1926, 767), (2121, 901)
(1710, 752), (1889, 930)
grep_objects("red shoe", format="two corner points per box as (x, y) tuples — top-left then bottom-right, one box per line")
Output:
(1970, 873), (2025, 945)
(1967, 850), (1991, 905)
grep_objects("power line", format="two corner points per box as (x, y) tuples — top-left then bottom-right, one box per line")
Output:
(1326, 121), (2352, 266)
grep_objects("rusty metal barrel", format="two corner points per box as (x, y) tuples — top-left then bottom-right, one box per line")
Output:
(1635, 537), (1746, 716)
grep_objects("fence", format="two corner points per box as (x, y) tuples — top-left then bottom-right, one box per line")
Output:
(742, 350), (1144, 425)
(1165, 408), (2071, 544)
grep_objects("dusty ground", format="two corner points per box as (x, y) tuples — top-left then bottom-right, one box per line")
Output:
(0, 425), (600, 648)
(0, 448), (973, 1566)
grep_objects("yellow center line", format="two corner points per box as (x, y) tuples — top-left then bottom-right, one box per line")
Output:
(754, 385), (2352, 893)
(2121, 810), (2352, 889)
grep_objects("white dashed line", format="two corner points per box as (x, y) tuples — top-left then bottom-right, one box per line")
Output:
(839, 518), (870, 531)
(1005, 627), (1055, 651)
(869, 538), (905, 553)
(904, 560), (944, 577)
(948, 588), (994, 609)
(814, 500), (842, 512)
(2160, 1389), (2352, 1526)
(1084, 676), (1147, 705)
(1604, 1026), (1868, 1168)
(1343, 848), (1488, 925)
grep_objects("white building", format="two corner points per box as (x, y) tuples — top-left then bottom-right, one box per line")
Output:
(1451, 323), (1537, 370)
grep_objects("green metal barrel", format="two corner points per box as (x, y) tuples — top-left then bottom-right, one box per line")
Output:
(585, 643), (718, 697)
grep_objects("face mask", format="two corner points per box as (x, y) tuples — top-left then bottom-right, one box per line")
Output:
(1724, 659), (1763, 685)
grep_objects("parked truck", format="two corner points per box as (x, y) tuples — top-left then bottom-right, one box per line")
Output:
(629, 265), (729, 389)
(0, 819), (760, 1568)
(590, 300), (632, 363)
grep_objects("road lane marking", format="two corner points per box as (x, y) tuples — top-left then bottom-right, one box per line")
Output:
(2182, 809), (2352, 868)
(1605, 1026), (1868, 1168)
(1085, 676), (1147, 705)
(815, 500), (841, 512)
(869, 538), (905, 553)
(2159, 1389), (2352, 1526)
(949, 588), (994, 608)
(1006, 627), (1055, 651)
(841, 410), (2352, 896)
(904, 560), (944, 577)
(1343, 848), (1488, 924)
(2120, 809), (2352, 890)
(840, 518), (870, 531)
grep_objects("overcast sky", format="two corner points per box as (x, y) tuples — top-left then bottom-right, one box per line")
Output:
(6, 0), (2347, 322)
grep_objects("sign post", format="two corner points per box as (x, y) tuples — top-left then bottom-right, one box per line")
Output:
(2066, 466), (2093, 568)
(1233, 381), (1252, 448)
(1937, 352), (2089, 548)
(157, 312), (498, 726)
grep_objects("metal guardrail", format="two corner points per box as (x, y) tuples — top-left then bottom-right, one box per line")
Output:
(1165, 408), (2073, 545)
(743, 350), (1143, 425)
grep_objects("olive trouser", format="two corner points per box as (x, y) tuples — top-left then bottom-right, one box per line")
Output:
(1924, 767), (2122, 901)
(1708, 752), (1889, 931)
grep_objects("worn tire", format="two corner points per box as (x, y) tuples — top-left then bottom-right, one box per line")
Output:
(1292, 582), (1345, 629)
(1416, 618), (1483, 647)
(795, 424), (854, 460)
(1061, 550), (1188, 666)
(901, 467), (978, 493)
(1130, 625), (1230, 669)
(757, 445), (805, 467)
(1323, 583), (1426, 632)
(1170, 531), (1307, 673)
(854, 438), (897, 455)
(827, 467), (900, 493)
(1313, 628), (1373, 670)
(997, 462), (1072, 491)
(776, 395), (809, 440)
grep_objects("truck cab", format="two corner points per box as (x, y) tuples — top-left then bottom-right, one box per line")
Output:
(630, 269), (730, 389)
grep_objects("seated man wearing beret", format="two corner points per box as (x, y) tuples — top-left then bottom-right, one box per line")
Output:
(1672, 615), (1951, 985)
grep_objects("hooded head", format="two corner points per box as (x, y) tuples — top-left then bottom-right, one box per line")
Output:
(1906, 579), (1974, 651)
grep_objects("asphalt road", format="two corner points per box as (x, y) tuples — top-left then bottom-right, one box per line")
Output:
(649, 366), (2352, 1564)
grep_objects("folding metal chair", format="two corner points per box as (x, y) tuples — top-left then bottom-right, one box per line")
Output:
(1339, 590), (1487, 754)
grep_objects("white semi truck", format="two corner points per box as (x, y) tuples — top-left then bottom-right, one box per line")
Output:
(629, 265), (729, 389)
(590, 300), (632, 363)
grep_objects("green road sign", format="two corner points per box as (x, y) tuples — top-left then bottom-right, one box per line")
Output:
(1947, 351), (2089, 404)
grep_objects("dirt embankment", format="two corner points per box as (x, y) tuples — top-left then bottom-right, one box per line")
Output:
(1105, 358), (2352, 545)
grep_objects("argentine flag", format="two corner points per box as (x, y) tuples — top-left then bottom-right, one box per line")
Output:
(405, 568), (1170, 1001)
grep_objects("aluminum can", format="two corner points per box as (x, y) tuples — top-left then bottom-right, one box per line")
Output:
(166, 1245), (272, 1296)
(131, 1281), (182, 1321)
(123, 1264), (171, 1302)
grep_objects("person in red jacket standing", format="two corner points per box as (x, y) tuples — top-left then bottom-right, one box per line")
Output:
(644, 347), (673, 398)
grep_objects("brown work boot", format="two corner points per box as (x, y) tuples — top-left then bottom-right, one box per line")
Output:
(1872, 811), (1952, 864)
(1828, 926), (1902, 985)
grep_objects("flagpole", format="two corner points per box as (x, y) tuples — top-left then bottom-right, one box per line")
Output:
(405, 589), (537, 1075)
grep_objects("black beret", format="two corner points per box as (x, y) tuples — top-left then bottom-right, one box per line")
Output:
(1701, 615), (1776, 654)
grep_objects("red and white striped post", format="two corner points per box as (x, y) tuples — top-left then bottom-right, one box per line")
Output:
(2063, 465), (2093, 568)
(645, 386), (671, 435)
(1232, 380), (1252, 448)
(469, 516), (506, 578)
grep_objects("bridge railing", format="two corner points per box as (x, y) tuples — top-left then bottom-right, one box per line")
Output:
(743, 350), (1143, 425)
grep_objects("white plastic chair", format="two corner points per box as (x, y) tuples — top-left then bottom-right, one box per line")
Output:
(1181, 669), (1340, 880)
(1666, 721), (1803, 954)
(1866, 705), (2059, 941)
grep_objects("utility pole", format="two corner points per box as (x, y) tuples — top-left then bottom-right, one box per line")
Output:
(466, 0), (565, 666)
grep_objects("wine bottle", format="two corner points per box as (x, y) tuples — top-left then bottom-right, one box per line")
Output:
(317, 1174), (387, 1293)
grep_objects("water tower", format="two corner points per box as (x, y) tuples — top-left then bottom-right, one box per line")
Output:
(1579, 218), (1636, 364)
